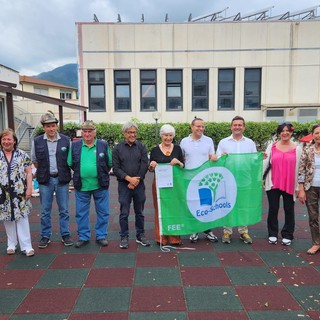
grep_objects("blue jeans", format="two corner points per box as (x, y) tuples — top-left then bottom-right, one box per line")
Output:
(118, 181), (146, 238)
(39, 177), (70, 239)
(75, 188), (110, 241)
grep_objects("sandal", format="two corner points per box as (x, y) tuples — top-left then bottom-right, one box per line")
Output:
(23, 249), (35, 257)
(268, 237), (277, 244)
(307, 245), (320, 255)
(281, 238), (292, 246)
(7, 248), (16, 255)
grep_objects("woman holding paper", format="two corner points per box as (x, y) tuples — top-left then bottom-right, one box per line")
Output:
(149, 124), (184, 246)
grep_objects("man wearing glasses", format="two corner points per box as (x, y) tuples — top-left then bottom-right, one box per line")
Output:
(112, 122), (150, 249)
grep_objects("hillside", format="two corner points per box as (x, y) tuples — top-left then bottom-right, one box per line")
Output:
(34, 63), (78, 89)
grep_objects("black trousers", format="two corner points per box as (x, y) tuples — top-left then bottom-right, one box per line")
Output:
(118, 181), (146, 238)
(266, 188), (295, 240)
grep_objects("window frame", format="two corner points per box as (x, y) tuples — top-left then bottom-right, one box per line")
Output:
(217, 68), (235, 111)
(114, 70), (131, 112)
(140, 70), (157, 112)
(166, 69), (183, 111)
(192, 69), (209, 111)
(244, 68), (261, 110)
(88, 70), (106, 112)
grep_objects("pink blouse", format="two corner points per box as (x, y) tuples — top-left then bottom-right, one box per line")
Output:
(271, 145), (296, 195)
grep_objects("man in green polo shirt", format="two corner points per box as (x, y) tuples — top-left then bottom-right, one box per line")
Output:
(68, 120), (112, 248)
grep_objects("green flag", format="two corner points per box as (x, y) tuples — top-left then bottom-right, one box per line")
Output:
(156, 152), (263, 236)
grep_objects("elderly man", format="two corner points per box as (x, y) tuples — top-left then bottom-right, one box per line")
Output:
(68, 120), (112, 248)
(112, 122), (150, 249)
(31, 111), (72, 248)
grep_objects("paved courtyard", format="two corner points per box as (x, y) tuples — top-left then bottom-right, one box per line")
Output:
(0, 172), (320, 320)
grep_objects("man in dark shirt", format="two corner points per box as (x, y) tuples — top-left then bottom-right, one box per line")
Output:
(112, 122), (150, 249)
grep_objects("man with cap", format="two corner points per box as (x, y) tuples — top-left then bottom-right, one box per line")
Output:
(68, 120), (112, 248)
(31, 110), (73, 248)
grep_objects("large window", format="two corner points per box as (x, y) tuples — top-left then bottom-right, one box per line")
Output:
(34, 87), (48, 96)
(192, 69), (208, 111)
(244, 68), (261, 110)
(166, 70), (183, 111)
(114, 70), (131, 111)
(140, 70), (157, 111)
(60, 90), (72, 100)
(88, 70), (105, 112)
(218, 69), (235, 110)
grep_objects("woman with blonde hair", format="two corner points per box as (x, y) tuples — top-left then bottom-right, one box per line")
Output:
(149, 124), (184, 245)
(0, 128), (34, 256)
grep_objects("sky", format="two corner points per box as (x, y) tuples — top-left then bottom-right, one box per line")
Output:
(1, 0), (319, 76)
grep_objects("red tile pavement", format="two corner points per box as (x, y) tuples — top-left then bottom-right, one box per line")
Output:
(69, 313), (128, 320)
(49, 253), (96, 269)
(0, 270), (45, 289)
(188, 311), (249, 320)
(136, 251), (179, 267)
(218, 251), (265, 266)
(180, 266), (231, 286)
(235, 286), (301, 310)
(270, 266), (320, 285)
(130, 286), (186, 312)
(15, 288), (81, 314)
(85, 268), (134, 287)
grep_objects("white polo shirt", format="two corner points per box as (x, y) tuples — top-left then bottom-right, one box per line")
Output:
(180, 134), (215, 169)
(216, 135), (257, 156)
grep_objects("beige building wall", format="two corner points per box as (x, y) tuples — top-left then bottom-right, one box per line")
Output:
(77, 19), (320, 124)
(16, 77), (79, 127)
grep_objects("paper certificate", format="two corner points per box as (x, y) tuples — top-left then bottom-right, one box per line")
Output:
(155, 164), (173, 188)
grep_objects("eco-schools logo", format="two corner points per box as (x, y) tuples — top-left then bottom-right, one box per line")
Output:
(186, 167), (237, 223)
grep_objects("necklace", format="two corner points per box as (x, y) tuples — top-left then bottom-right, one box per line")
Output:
(160, 143), (172, 156)
(315, 146), (320, 154)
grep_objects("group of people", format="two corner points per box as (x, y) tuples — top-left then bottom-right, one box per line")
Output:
(1, 112), (320, 256)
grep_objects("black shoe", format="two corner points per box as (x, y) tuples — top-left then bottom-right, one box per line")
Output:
(120, 236), (129, 249)
(96, 238), (108, 247)
(136, 234), (150, 247)
(75, 240), (89, 248)
(38, 237), (51, 248)
(62, 235), (73, 247)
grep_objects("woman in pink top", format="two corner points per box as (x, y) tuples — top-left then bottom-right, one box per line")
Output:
(263, 122), (302, 246)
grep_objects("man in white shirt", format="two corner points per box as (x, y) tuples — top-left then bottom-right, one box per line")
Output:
(216, 116), (257, 244)
(180, 117), (218, 243)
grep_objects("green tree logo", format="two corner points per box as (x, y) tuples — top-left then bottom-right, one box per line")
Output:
(199, 172), (224, 202)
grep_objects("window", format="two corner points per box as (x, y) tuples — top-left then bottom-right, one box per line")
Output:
(34, 87), (48, 96)
(88, 70), (105, 112)
(266, 109), (284, 123)
(60, 90), (72, 100)
(192, 70), (208, 111)
(298, 108), (318, 123)
(244, 68), (261, 110)
(114, 70), (131, 111)
(218, 69), (235, 110)
(140, 70), (157, 111)
(166, 70), (182, 111)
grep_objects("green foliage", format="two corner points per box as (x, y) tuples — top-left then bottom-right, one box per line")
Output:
(33, 120), (318, 152)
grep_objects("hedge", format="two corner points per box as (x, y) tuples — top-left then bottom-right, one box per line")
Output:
(34, 120), (317, 152)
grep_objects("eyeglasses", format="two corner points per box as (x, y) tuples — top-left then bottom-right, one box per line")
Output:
(126, 131), (137, 135)
(282, 121), (292, 126)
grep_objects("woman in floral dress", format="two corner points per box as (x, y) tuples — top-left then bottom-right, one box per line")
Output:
(0, 128), (34, 256)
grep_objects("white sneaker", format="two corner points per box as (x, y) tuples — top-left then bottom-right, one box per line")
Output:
(205, 231), (218, 242)
(281, 238), (292, 246)
(189, 233), (199, 243)
(268, 237), (277, 244)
